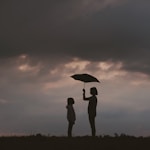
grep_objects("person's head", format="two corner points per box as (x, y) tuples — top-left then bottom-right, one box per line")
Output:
(67, 97), (75, 105)
(90, 87), (98, 95)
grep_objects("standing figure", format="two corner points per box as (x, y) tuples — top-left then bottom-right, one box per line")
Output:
(83, 87), (98, 137)
(66, 97), (76, 137)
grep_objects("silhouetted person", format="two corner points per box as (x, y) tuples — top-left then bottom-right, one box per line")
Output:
(66, 97), (76, 137)
(83, 87), (98, 137)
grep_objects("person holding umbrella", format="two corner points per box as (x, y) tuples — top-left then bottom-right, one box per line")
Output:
(82, 87), (98, 137)
(71, 73), (99, 136)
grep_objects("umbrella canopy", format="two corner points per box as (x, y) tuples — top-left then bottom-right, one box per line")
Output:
(71, 73), (100, 83)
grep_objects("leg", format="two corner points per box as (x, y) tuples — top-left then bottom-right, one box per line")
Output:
(89, 115), (96, 137)
(68, 122), (74, 137)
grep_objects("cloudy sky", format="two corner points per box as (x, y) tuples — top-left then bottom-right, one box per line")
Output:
(0, 0), (150, 136)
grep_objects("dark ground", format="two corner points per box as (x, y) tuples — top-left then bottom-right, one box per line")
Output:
(0, 134), (150, 150)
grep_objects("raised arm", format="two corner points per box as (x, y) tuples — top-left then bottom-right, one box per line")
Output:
(83, 89), (91, 101)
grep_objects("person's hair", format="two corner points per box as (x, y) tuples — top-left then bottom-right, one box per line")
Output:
(90, 87), (98, 95)
(67, 97), (75, 105)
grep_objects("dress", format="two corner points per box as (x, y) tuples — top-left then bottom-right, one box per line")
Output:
(66, 105), (76, 123)
(88, 95), (97, 118)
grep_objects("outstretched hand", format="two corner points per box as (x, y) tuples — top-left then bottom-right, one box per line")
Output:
(83, 89), (85, 93)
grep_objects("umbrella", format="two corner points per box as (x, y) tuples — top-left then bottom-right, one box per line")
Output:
(71, 73), (100, 88)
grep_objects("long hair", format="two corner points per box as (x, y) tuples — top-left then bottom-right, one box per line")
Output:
(90, 87), (98, 95)
(67, 97), (75, 105)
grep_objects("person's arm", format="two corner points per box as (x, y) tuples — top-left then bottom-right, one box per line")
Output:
(83, 89), (91, 101)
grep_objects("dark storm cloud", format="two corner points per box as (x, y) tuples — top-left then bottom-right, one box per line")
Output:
(1, 0), (150, 74)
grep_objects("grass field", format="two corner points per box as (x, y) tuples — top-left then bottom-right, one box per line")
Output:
(0, 134), (150, 150)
